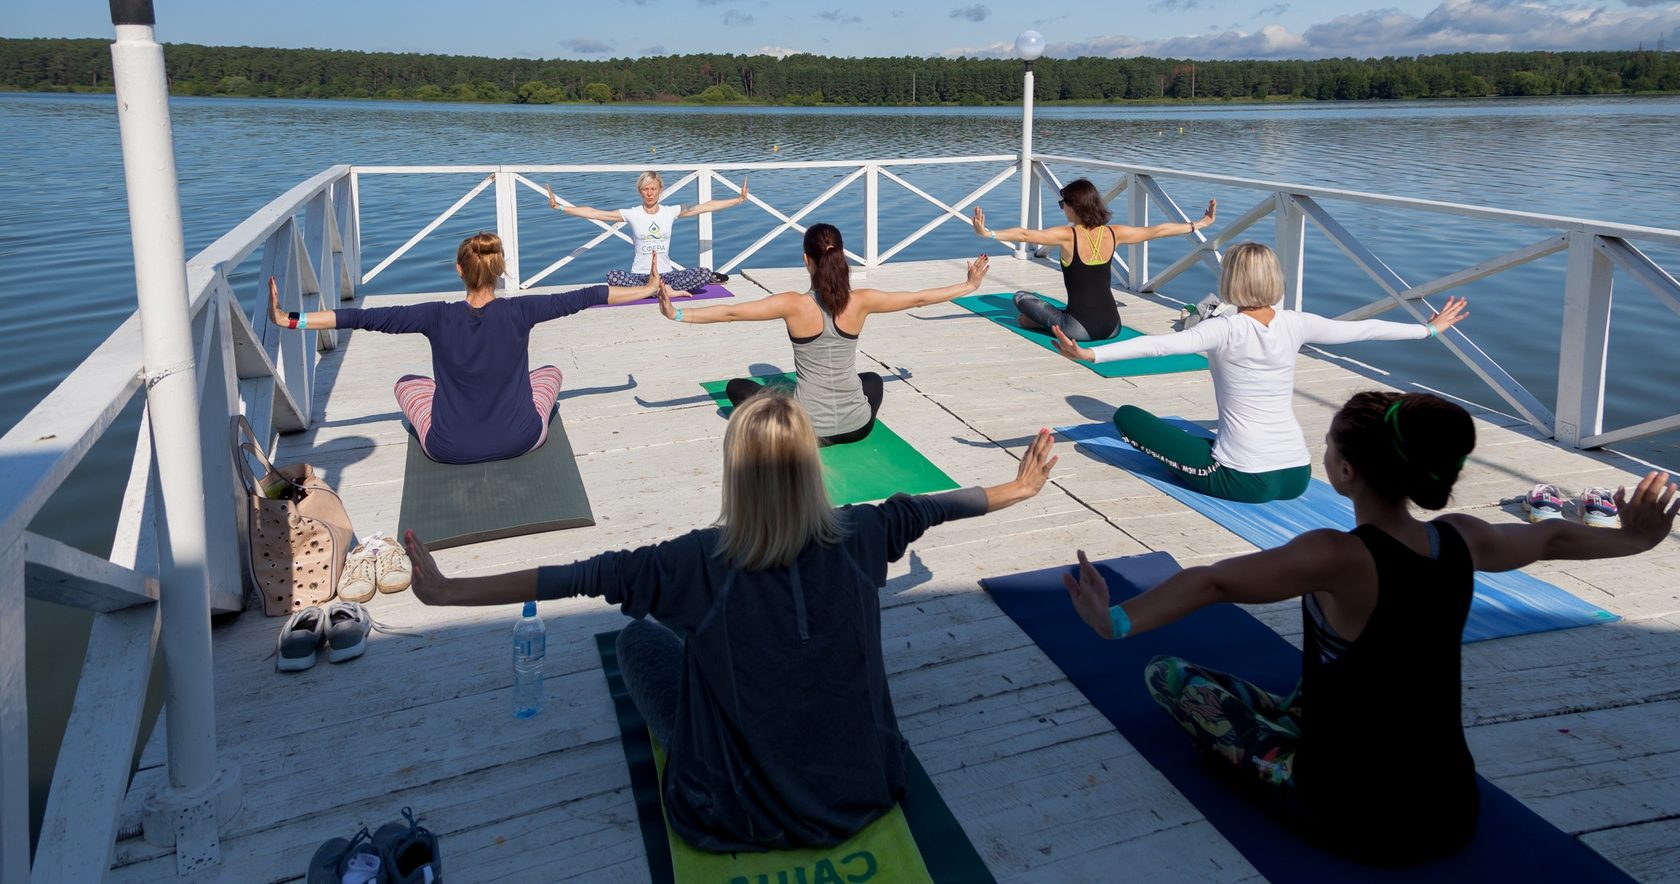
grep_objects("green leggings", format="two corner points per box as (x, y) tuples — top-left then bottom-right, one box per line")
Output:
(1113, 405), (1310, 504)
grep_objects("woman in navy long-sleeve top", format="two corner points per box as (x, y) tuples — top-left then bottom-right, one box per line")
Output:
(270, 232), (662, 464)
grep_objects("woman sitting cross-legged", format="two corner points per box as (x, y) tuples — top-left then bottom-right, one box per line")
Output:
(972, 178), (1216, 341)
(1053, 241), (1469, 503)
(1063, 390), (1679, 865)
(269, 232), (662, 464)
(657, 222), (989, 446)
(547, 171), (747, 293)
(403, 391), (1059, 851)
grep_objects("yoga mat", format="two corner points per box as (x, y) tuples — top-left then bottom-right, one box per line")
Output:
(595, 631), (996, 884)
(1058, 420), (1617, 642)
(397, 413), (594, 550)
(951, 292), (1208, 378)
(699, 374), (959, 505)
(592, 283), (734, 309)
(982, 552), (1635, 883)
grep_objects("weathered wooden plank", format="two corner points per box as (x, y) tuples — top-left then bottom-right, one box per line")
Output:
(22, 531), (158, 612)
(1, 536), (28, 882)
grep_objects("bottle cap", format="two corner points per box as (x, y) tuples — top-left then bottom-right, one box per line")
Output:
(522, 600), (537, 617)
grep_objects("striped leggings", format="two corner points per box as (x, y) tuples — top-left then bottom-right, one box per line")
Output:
(606, 267), (715, 293)
(394, 366), (563, 458)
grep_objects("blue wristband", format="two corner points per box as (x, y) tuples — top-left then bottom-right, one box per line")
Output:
(1427, 324), (1437, 337)
(1109, 604), (1132, 639)
(674, 308), (683, 323)
(298, 313), (308, 330)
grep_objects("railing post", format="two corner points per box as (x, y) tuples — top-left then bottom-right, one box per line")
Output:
(1028, 161), (1044, 250)
(865, 164), (879, 268)
(1016, 62), (1035, 262)
(0, 535), (25, 883)
(108, 1), (240, 867)
(1127, 175), (1149, 291)
(342, 170), (361, 299)
(495, 168), (521, 291)
(303, 191), (339, 351)
(696, 169), (715, 273)
(1275, 193), (1306, 312)
(1556, 231), (1615, 447)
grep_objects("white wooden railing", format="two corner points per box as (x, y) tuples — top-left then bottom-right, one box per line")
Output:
(2, 151), (1677, 879)
(0, 165), (354, 880)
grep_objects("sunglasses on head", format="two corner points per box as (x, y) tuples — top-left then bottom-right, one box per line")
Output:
(1057, 199), (1066, 208)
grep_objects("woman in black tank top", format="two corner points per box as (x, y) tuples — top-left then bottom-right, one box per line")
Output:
(971, 178), (1216, 341)
(1061, 390), (1679, 865)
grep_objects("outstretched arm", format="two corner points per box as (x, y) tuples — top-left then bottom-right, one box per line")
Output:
(267, 276), (340, 330)
(1108, 198), (1217, 244)
(1064, 528), (1356, 639)
(1051, 317), (1227, 363)
(1440, 471), (1677, 573)
(1297, 296), (1469, 345)
(547, 184), (626, 223)
(856, 255), (990, 314)
(658, 286), (801, 324)
(603, 253), (665, 304)
(406, 529), (537, 606)
(972, 205), (1071, 247)
(679, 178), (749, 218)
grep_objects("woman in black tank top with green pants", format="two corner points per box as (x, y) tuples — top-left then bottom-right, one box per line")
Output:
(972, 178), (1217, 340)
(1062, 390), (1679, 865)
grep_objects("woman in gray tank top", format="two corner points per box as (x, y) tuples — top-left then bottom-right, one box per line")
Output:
(656, 223), (990, 445)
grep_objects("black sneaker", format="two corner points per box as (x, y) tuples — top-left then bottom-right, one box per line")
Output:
(710, 271), (729, 284)
(373, 807), (441, 883)
(306, 827), (378, 883)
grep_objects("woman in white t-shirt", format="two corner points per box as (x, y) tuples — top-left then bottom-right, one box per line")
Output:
(548, 171), (748, 293)
(1051, 242), (1470, 503)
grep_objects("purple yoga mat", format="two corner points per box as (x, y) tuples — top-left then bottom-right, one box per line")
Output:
(590, 283), (735, 308)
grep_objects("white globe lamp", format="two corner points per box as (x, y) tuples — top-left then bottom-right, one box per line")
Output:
(1015, 30), (1045, 62)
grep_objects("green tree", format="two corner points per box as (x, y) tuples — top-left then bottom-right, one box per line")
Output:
(582, 81), (612, 103)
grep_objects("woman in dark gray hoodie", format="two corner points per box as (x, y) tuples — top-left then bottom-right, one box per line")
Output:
(405, 390), (1057, 851)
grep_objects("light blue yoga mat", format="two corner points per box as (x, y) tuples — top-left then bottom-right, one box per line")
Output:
(1057, 420), (1619, 643)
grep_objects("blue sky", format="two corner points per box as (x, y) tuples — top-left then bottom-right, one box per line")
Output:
(11, 0), (1679, 60)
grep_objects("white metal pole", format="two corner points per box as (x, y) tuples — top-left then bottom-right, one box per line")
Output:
(1017, 62), (1035, 261)
(109, 1), (219, 795)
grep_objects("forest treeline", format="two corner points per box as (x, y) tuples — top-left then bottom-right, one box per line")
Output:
(4, 38), (1678, 105)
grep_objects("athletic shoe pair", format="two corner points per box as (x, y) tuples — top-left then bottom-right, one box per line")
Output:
(338, 532), (412, 603)
(306, 807), (442, 883)
(1523, 483), (1619, 527)
(276, 601), (374, 672)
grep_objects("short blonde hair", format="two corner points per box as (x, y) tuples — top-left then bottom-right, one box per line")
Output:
(714, 390), (840, 570)
(456, 232), (505, 292)
(1219, 242), (1284, 308)
(635, 170), (663, 192)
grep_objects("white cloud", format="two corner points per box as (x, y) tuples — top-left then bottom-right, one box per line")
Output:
(944, 0), (1680, 59)
(754, 45), (804, 58)
(562, 37), (618, 54)
(950, 4), (991, 22)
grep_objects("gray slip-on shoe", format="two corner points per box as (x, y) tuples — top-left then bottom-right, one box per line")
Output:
(324, 600), (372, 664)
(276, 606), (326, 672)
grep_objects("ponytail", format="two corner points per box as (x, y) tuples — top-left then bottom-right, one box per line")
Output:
(802, 223), (851, 315)
(456, 232), (505, 292)
(1331, 391), (1475, 510)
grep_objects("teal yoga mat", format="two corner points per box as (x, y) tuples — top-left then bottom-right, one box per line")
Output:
(1057, 420), (1618, 642)
(951, 292), (1208, 377)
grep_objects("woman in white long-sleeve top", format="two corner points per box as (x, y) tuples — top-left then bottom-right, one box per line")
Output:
(1052, 242), (1470, 503)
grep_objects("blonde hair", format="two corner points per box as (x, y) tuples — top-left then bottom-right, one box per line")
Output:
(635, 170), (663, 192)
(714, 390), (841, 570)
(456, 232), (505, 292)
(1219, 242), (1284, 308)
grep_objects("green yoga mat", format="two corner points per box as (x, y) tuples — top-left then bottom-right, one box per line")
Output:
(952, 292), (1209, 377)
(699, 374), (959, 505)
(596, 631), (996, 884)
(397, 413), (594, 550)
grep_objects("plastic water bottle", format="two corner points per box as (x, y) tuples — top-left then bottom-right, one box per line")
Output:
(512, 601), (546, 719)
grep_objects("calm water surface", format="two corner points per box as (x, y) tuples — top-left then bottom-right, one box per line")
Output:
(3, 92), (1678, 843)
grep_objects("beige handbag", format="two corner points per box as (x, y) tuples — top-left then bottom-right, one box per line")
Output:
(231, 415), (354, 616)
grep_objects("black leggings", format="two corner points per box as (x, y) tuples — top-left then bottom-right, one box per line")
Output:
(725, 373), (884, 446)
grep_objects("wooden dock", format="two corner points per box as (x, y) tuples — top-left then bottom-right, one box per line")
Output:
(110, 258), (1680, 882)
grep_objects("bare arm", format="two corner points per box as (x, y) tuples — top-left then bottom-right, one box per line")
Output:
(405, 529), (537, 606)
(972, 205), (1072, 247)
(603, 253), (665, 303)
(856, 255), (990, 314)
(1064, 529), (1355, 639)
(1440, 471), (1678, 573)
(267, 276), (339, 330)
(679, 178), (749, 218)
(1107, 199), (1217, 244)
(658, 287), (802, 324)
(547, 184), (626, 223)
(984, 428), (1058, 511)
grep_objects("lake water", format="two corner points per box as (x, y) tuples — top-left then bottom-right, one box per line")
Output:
(3, 92), (1679, 846)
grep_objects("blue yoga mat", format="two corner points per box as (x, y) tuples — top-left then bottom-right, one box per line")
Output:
(981, 552), (1633, 882)
(1057, 420), (1617, 642)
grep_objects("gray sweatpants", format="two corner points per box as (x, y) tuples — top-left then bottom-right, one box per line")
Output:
(616, 618), (682, 748)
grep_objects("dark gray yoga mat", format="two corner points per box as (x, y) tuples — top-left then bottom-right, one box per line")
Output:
(398, 414), (595, 550)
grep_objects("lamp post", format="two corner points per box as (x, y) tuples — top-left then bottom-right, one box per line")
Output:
(1015, 30), (1045, 261)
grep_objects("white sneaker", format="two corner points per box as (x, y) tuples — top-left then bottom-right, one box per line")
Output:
(374, 535), (412, 594)
(337, 535), (383, 602)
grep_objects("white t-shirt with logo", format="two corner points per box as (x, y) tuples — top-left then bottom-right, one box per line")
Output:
(620, 204), (683, 275)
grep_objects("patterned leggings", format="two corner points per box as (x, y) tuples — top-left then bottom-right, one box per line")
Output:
(394, 366), (563, 458)
(606, 267), (715, 293)
(1145, 654), (1301, 788)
